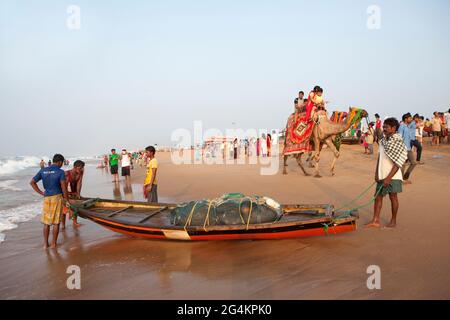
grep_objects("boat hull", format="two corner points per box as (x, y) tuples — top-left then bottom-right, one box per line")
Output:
(78, 206), (357, 241)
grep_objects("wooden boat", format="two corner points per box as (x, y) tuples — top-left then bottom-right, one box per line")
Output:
(70, 198), (358, 241)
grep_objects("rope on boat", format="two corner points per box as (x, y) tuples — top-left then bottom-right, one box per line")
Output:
(184, 201), (199, 231)
(185, 197), (257, 232)
(238, 197), (254, 230)
(203, 200), (216, 231)
(335, 181), (377, 212)
(322, 182), (383, 234)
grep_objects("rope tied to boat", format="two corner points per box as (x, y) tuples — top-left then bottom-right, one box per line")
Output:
(238, 197), (254, 230)
(322, 182), (383, 234)
(184, 201), (199, 231)
(203, 200), (216, 231)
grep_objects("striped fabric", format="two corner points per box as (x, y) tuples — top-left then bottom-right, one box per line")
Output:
(380, 133), (408, 168)
(41, 194), (63, 225)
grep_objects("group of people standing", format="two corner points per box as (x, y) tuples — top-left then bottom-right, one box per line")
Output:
(30, 155), (85, 249)
(204, 134), (276, 161)
(106, 148), (134, 183)
(365, 108), (449, 229)
(30, 145), (160, 249)
(106, 147), (159, 203)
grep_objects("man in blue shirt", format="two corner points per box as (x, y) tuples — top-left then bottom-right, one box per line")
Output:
(398, 113), (416, 184)
(30, 154), (69, 249)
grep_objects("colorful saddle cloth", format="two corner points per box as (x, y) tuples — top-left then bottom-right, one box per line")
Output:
(283, 112), (314, 155)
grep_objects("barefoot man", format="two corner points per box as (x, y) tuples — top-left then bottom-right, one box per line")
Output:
(109, 149), (120, 183)
(30, 154), (69, 249)
(143, 146), (158, 203)
(365, 118), (407, 228)
(61, 160), (85, 229)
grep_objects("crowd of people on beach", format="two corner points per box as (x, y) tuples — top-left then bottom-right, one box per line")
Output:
(364, 108), (450, 228)
(28, 96), (450, 248)
(201, 134), (277, 161)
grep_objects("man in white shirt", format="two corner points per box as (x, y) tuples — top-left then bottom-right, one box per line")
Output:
(365, 117), (407, 229)
(120, 149), (131, 182)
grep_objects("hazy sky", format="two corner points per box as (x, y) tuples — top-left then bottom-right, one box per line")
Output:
(1, 0), (449, 157)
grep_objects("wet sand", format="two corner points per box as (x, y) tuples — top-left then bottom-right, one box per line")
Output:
(1, 143), (449, 299)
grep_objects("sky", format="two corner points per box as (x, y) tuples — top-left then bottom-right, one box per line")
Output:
(1, 0), (449, 157)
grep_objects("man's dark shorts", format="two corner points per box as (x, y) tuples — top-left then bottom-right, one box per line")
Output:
(147, 185), (158, 203)
(122, 166), (130, 176)
(376, 179), (402, 197)
(110, 164), (118, 174)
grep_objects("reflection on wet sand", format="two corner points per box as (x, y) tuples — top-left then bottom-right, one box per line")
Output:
(112, 182), (122, 200)
(42, 232), (308, 299)
(123, 181), (134, 201)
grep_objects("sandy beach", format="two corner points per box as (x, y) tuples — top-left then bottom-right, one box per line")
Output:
(0, 142), (449, 299)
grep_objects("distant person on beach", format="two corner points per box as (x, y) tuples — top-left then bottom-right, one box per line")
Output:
(374, 113), (382, 144)
(39, 159), (45, 169)
(233, 138), (238, 160)
(445, 108), (450, 144)
(47, 160), (51, 167)
(267, 134), (272, 157)
(439, 112), (446, 144)
(431, 112), (442, 146)
(61, 160), (85, 229)
(365, 118), (407, 229)
(260, 134), (267, 157)
(412, 114), (424, 164)
(364, 122), (375, 155)
(109, 149), (119, 183)
(256, 138), (260, 157)
(120, 149), (131, 182)
(143, 146), (158, 203)
(415, 115), (424, 145)
(30, 154), (69, 249)
(398, 113), (416, 184)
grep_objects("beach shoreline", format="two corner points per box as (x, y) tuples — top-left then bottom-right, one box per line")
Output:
(1, 144), (449, 299)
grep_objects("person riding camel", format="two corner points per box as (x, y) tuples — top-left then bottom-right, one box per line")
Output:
(296, 86), (325, 131)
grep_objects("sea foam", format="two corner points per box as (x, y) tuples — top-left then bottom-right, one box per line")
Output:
(0, 180), (22, 191)
(0, 156), (42, 176)
(0, 201), (42, 242)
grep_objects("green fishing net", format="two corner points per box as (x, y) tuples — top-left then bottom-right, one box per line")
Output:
(170, 193), (283, 227)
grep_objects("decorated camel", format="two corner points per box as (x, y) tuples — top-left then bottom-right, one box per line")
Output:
(282, 107), (368, 177)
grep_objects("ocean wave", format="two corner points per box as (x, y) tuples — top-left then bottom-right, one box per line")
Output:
(0, 180), (22, 191)
(0, 155), (97, 176)
(0, 156), (43, 176)
(0, 201), (42, 242)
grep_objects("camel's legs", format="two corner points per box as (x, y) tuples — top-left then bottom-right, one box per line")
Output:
(295, 153), (310, 176)
(312, 140), (323, 178)
(306, 152), (314, 168)
(283, 155), (288, 175)
(310, 127), (321, 177)
(324, 137), (340, 176)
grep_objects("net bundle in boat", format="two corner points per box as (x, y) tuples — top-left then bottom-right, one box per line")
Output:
(170, 193), (283, 227)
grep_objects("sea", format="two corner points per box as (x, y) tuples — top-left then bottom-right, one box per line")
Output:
(0, 155), (97, 242)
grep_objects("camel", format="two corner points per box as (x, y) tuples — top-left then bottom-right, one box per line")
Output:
(283, 107), (368, 177)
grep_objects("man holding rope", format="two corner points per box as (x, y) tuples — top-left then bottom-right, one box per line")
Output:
(365, 117), (408, 228)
